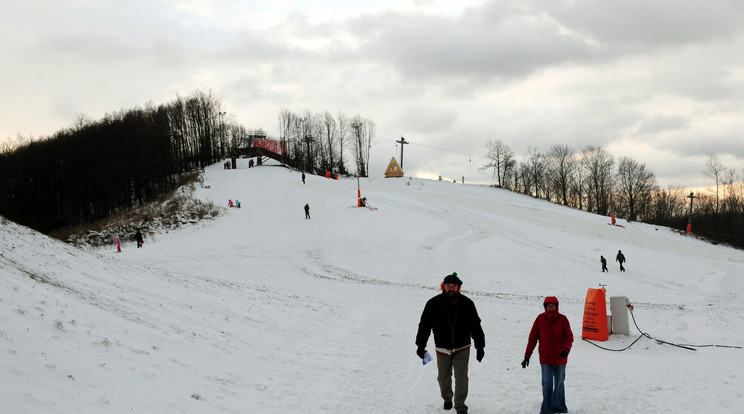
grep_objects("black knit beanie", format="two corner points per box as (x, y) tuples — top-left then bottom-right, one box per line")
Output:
(442, 272), (462, 285)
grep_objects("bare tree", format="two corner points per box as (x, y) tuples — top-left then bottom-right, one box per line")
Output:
(480, 139), (515, 188)
(651, 185), (687, 222)
(703, 152), (725, 213)
(321, 111), (339, 172)
(569, 156), (587, 210)
(336, 112), (350, 174)
(615, 156), (657, 220)
(545, 144), (576, 205)
(516, 162), (532, 195)
(73, 113), (92, 131)
(581, 145), (614, 215)
(350, 116), (374, 177)
(0, 133), (29, 154)
(722, 168), (740, 213)
(525, 146), (545, 198)
(364, 120), (375, 176)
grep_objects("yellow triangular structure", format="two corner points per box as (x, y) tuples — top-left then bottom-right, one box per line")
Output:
(384, 157), (404, 177)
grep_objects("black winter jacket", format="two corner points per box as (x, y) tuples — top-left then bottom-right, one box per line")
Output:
(416, 293), (485, 351)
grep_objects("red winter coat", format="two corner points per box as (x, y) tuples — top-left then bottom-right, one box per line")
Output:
(524, 310), (574, 365)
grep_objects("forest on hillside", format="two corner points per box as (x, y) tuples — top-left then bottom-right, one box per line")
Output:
(0, 90), (372, 234)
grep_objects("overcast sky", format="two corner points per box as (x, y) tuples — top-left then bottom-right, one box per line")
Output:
(2, 0), (743, 188)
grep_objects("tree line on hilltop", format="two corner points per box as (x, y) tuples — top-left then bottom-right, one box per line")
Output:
(276, 108), (375, 177)
(481, 139), (744, 248)
(0, 92), (739, 249)
(0, 91), (373, 235)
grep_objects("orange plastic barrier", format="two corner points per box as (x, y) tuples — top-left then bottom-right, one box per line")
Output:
(582, 288), (608, 341)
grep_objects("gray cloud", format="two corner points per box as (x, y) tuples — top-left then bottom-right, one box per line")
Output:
(2, 0), (743, 189)
(542, 0), (744, 48)
(350, 8), (597, 84)
(634, 115), (689, 136)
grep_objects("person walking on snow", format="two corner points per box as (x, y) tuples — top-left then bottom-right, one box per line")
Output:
(616, 250), (626, 272)
(302, 172), (306, 184)
(134, 229), (143, 248)
(522, 296), (574, 414)
(304, 203), (310, 219)
(600, 255), (608, 272)
(114, 236), (121, 253)
(416, 273), (485, 414)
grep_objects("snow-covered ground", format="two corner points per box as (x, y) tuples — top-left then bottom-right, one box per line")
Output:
(1, 158), (743, 413)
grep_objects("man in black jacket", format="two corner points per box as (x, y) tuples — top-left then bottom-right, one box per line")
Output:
(416, 273), (485, 413)
(616, 250), (626, 272)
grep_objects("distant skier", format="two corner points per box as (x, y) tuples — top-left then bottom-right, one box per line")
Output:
(600, 255), (608, 272)
(302, 172), (306, 184)
(235, 199), (241, 208)
(228, 199), (234, 208)
(416, 273), (485, 413)
(304, 203), (310, 219)
(616, 250), (626, 272)
(134, 230), (143, 248)
(114, 236), (121, 253)
(522, 296), (573, 414)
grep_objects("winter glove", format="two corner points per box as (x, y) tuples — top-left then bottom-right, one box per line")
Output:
(416, 347), (426, 359)
(521, 357), (529, 369)
(559, 350), (569, 357)
(476, 348), (485, 362)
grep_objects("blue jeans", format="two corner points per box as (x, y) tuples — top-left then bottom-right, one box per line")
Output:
(540, 364), (567, 414)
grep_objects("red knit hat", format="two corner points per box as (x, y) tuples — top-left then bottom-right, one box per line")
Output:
(543, 296), (559, 309)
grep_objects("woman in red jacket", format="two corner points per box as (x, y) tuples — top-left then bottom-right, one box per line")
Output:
(521, 296), (574, 414)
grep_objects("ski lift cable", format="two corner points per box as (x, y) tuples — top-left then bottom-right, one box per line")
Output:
(408, 141), (484, 158)
(391, 140), (486, 170)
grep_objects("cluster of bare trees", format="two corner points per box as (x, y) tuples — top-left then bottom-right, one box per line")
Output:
(481, 141), (744, 248)
(0, 90), (239, 233)
(277, 109), (374, 177)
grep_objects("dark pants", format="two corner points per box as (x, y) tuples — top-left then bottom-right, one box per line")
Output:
(436, 348), (470, 412)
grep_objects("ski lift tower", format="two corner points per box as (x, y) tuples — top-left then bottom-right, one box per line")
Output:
(396, 136), (409, 169)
